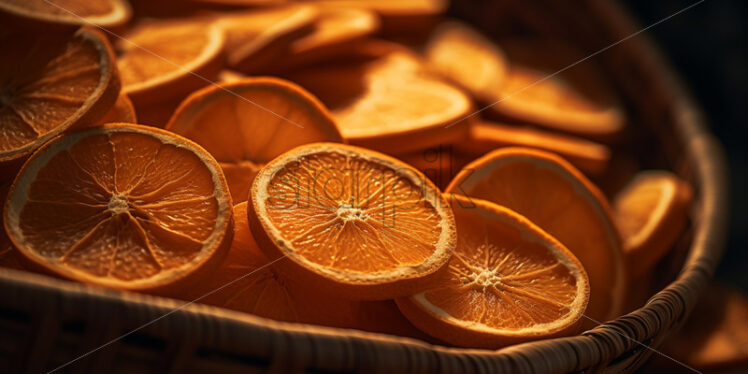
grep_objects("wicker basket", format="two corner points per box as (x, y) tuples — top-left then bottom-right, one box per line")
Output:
(1, 0), (729, 373)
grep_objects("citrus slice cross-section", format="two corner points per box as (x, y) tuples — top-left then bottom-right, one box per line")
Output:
(446, 147), (625, 323)
(614, 171), (692, 278)
(117, 19), (225, 107)
(285, 46), (472, 153)
(166, 77), (344, 202)
(396, 195), (589, 348)
(248, 143), (456, 300)
(489, 39), (624, 140)
(4, 124), (233, 291)
(0, 27), (119, 165)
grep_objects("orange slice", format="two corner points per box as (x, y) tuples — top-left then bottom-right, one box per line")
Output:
(248, 143), (456, 300)
(424, 21), (509, 104)
(117, 19), (225, 107)
(281, 7), (379, 68)
(308, 0), (447, 34)
(166, 77), (344, 202)
(489, 39), (624, 140)
(461, 121), (611, 175)
(0, 27), (120, 165)
(216, 5), (318, 72)
(4, 124), (233, 291)
(396, 195), (589, 348)
(285, 45), (472, 153)
(0, 0), (131, 29)
(446, 147), (625, 322)
(179, 202), (362, 326)
(613, 171), (692, 278)
(92, 93), (137, 126)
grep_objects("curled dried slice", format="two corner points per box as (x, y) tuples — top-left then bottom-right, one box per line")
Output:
(4, 124), (233, 291)
(614, 171), (692, 278)
(397, 195), (589, 348)
(446, 147), (625, 322)
(248, 143), (456, 300)
(0, 27), (119, 165)
(166, 77), (343, 201)
(0, 0), (131, 29)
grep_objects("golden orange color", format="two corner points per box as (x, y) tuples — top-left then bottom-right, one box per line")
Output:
(216, 5), (318, 72)
(281, 7), (379, 67)
(92, 94), (137, 126)
(396, 195), (589, 348)
(285, 44), (472, 153)
(248, 143), (456, 300)
(460, 121), (611, 175)
(308, 0), (447, 34)
(117, 19), (225, 107)
(217, 70), (246, 83)
(3, 124), (233, 292)
(654, 283), (748, 372)
(425, 21), (509, 104)
(613, 171), (692, 278)
(0, 27), (119, 165)
(166, 77), (344, 201)
(489, 40), (624, 140)
(0, 0), (131, 29)
(446, 147), (625, 323)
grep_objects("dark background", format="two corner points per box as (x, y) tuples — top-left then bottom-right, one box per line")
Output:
(627, 0), (747, 292)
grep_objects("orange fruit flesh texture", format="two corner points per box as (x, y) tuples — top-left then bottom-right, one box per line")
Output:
(117, 19), (224, 109)
(166, 77), (343, 202)
(397, 196), (588, 348)
(250, 143), (455, 299)
(4, 125), (232, 291)
(446, 148), (625, 323)
(614, 171), (692, 278)
(0, 28), (119, 165)
(281, 42), (472, 154)
(489, 39), (624, 140)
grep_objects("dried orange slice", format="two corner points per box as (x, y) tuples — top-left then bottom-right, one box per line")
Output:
(248, 143), (456, 300)
(286, 46), (472, 153)
(424, 21), (509, 104)
(489, 40), (624, 140)
(446, 147), (625, 322)
(117, 19), (225, 107)
(4, 124), (233, 291)
(0, 0), (131, 29)
(614, 171), (692, 278)
(281, 7), (379, 67)
(396, 195), (589, 348)
(166, 77), (344, 201)
(0, 28), (119, 165)
(216, 5), (318, 72)
(179, 202), (361, 326)
(309, 0), (446, 34)
(461, 121), (611, 175)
